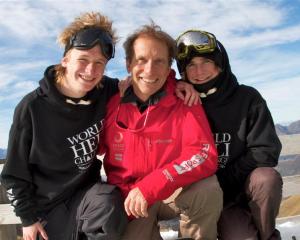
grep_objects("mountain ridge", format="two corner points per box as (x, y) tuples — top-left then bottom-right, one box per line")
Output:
(276, 120), (300, 135)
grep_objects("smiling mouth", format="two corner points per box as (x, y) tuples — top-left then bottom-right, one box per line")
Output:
(139, 77), (159, 83)
(80, 74), (95, 82)
(194, 77), (211, 83)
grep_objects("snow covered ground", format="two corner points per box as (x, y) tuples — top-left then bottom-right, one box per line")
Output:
(277, 215), (300, 239)
(159, 215), (300, 240)
(98, 157), (300, 240)
(160, 230), (178, 240)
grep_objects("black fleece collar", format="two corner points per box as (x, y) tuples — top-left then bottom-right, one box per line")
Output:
(121, 86), (166, 113)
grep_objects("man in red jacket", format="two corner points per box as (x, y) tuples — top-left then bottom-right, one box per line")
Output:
(101, 23), (223, 240)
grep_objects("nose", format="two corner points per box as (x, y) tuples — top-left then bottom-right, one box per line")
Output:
(196, 64), (205, 74)
(85, 63), (96, 75)
(144, 61), (154, 75)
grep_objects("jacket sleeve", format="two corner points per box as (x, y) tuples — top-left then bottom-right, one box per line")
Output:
(0, 102), (39, 226)
(217, 100), (281, 200)
(102, 76), (119, 98)
(135, 104), (218, 205)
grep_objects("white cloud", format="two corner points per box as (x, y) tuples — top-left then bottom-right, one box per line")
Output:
(226, 24), (300, 50)
(232, 48), (300, 85)
(0, 47), (29, 57)
(258, 75), (300, 123)
(0, 0), (300, 148)
(0, 2), (60, 42)
(0, 61), (48, 88)
(0, 1), (291, 46)
(230, 47), (300, 123)
(0, 72), (17, 88)
(0, 81), (37, 102)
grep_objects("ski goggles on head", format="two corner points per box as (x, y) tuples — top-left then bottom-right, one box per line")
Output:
(64, 27), (115, 60)
(176, 30), (218, 60)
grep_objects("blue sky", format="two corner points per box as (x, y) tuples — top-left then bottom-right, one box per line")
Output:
(0, 0), (300, 148)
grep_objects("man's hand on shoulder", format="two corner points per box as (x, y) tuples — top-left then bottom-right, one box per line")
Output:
(118, 76), (132, 97)
(175, 81), (201, 106)
(124, 187), (149, 218)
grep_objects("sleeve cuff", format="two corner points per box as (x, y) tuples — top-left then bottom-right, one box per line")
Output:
(20, 215), (39, 227)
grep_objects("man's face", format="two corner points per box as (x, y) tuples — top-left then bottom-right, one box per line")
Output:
(127, 36), (171, 101)
(186, 57), (220, 85)
(61, 45), (107, 98)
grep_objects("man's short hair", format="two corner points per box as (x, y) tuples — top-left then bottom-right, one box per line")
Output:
(123, 21), (176, 67)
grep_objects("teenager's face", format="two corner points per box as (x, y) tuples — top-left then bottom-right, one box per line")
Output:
(186, 57), (220, 85)
(127, 36), (171, 102)
(60, 45), (107, 98)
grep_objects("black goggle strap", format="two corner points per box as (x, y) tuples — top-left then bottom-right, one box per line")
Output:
(63, 39), (73, 56)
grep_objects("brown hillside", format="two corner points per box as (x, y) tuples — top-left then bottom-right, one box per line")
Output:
(279, 134), (300, 155)
(278, 195), (300, 218)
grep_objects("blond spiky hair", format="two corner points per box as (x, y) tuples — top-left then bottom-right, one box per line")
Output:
(57, 12), (117, 47)
(55, 12), (117, 83)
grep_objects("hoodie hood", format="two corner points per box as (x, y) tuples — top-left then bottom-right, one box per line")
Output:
(38, 65), (66, 107)
(37, 65), (106, 111)
(198, 41), (238, 105)
(186, 41), (239, 106)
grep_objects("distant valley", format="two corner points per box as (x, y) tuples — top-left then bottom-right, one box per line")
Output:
(275, 120), (300, 176)
(277, 134), (300, 177)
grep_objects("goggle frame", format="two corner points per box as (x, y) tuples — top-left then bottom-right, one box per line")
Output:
(176, 30), (218, 60)
(65, 27), (115, 60)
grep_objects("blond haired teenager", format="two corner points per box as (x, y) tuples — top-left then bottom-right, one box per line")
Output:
(1, 12), (127, 240)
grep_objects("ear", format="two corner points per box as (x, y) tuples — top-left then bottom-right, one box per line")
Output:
(182, 73), (186, 81)
(126, 59), (131, 73)
(61, 56), (69, 68)
(167, 66), (171, 75)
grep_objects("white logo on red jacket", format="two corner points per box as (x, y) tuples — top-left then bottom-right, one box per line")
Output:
(173, 144), (209, 175)
(114, 132), (123, 143)
(113, 132), (124, 161)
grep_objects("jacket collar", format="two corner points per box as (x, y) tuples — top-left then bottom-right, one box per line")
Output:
(121, 86), (166, 113)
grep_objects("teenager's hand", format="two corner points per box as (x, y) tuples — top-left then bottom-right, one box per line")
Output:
(124, 187), (148, 218)
(175, 81), (201, 106)
(119, 76), (132, 97)
(23, 221), (48, 240)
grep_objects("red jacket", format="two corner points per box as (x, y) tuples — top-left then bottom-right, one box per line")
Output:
(102, 73), (218, 205)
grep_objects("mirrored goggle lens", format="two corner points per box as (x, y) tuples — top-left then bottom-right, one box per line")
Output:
(177, 31), (211, 47)
(176, 31), (216, 60)
(70, 28), (115, 60)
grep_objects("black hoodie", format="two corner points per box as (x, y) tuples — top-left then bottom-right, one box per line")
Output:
(1, 65), (119, 226)
(190, 42), (282, 203)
